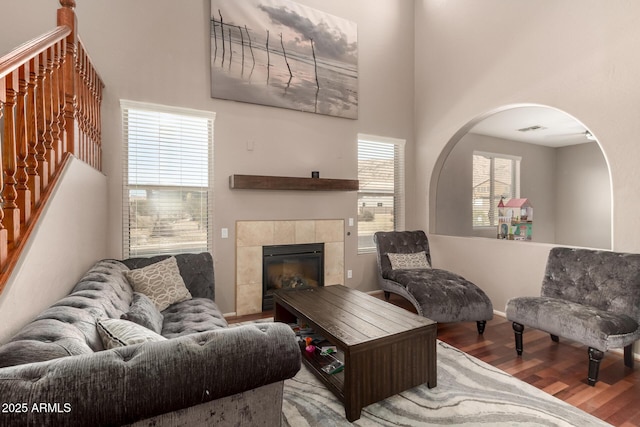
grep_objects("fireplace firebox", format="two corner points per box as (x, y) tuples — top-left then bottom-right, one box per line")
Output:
(262, 243), (324, 311)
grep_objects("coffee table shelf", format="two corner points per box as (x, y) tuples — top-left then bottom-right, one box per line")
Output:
(300, 342), (345, 399)
(274, 285), (436, 421)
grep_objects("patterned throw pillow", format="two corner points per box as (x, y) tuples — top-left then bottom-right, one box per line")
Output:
(121, 292), (164, 334)
(387, 251), (431, 270)
(96, 318), (167, 349)
(124, 256), (192, 311)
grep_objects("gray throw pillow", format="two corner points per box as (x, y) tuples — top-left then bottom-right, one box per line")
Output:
(121, 292), (164, 334)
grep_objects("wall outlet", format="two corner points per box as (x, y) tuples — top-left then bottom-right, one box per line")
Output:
(347, 269), (353, 279)
(221, 228), (228, 239)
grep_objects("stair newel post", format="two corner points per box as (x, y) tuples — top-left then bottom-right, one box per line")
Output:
(0, 79), (8, 266)
(2, 72), (22, 243)
(36, 50), (50, 190)
(58, 0), (77, 160)
(26, 57), (41, 206)
(16, 65), (32, 224)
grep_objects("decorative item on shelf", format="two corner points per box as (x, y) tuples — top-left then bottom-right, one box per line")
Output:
(312, 171), (320, 178)
(305, 337), (316, 353)
(497, 198), (533, 241)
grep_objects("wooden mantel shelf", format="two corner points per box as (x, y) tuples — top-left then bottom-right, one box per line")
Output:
(229, 174), (359, 191)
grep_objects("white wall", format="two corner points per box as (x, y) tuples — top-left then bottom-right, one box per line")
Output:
(1, 0), (416, 315)
(0, 158), (108, 343)
(429, 234), (554, 313)
(556, 142), (611, 248)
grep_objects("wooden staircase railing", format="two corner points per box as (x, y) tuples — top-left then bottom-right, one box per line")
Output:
(0, 0), (104, 292)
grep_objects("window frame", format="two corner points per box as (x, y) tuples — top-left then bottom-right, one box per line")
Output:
(357, 133), (406, 254)
(121, 100), (215, 258)
(472, 150), (521, 229)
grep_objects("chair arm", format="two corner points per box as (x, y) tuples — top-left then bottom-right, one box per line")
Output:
(0, 323), (300, 427)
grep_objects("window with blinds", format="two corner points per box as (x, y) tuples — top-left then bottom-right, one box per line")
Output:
(472, 151), (520, 227)
(357, 134), (405, 253)
(121, 100), (215, 258)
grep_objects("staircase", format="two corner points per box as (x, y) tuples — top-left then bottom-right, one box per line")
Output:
(0, 0), (103, 293)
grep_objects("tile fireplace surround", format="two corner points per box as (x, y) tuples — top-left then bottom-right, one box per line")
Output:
(236, 220), (345, 316)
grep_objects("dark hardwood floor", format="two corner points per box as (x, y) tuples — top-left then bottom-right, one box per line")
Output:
(227, 292), (640, 426)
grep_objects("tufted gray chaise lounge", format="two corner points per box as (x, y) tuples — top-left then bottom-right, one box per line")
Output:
(0, 253), (301, 426)
(374, 230), (493, 334)
(506, 247), (640, 385)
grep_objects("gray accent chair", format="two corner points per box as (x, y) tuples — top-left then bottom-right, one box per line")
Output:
(374, 230), (493, 334)
(506, 247), (640, 386)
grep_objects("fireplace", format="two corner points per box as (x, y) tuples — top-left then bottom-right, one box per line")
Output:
(262, 243), (324, 311)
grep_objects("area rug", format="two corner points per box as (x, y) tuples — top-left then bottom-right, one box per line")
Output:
(281, 340), (611, 426)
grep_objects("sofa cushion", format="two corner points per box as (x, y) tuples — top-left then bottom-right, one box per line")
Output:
(0, 260), (132, 368)
(388, 251), (430, 270)
(124, 256), (192, 311)
(121, 292), (164, 334)
(120, 253), (216, 300)
(97, 318), (167, 349)
(375, 230), (432, 275)
(161, 298), (228, 339)
(506, 296), (640, 351)
(385, 268), (494, 323)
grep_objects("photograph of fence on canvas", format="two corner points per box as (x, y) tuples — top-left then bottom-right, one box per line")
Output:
(210, 0), (358, 119)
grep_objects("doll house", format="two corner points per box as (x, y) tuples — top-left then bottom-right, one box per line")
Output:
(497, 198), (533, 240)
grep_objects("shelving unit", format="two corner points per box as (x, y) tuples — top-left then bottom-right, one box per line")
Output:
(229, 174), (359, 191)
(299, 338), (346, 399)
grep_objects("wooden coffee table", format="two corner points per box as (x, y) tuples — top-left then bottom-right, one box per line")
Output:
(273, 285), (437, 422)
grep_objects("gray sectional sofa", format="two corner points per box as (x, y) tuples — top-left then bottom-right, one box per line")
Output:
(0, 253), (301, 426)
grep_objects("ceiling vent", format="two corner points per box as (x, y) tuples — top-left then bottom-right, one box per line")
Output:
(517, 125), (547, 132)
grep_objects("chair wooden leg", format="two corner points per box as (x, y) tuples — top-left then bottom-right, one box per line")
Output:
(476, 320), (486, 335)
(550, 334), (559, 342)
(588, 347), (604, 386)
(624, 344), (634, 368)
(512, 322), (524, 355)
(383, 291), (391, 302)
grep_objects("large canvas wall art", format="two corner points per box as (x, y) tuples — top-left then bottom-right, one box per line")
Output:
(210, 0), (358, 119)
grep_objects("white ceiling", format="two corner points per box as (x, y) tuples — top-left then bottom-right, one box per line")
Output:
(469, 106), (594, 148)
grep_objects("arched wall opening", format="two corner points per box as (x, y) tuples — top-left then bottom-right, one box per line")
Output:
(429, 103), (613, 250)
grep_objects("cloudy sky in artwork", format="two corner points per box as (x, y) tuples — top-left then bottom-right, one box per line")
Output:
(211, 0), (357, 66)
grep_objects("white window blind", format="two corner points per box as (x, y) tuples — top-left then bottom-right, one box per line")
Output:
(472, 151), (520, 227)
(357, 134), (405, 253)
(121, 100), (215, 257)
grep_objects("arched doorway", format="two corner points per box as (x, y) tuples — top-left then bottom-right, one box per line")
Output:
(430, 104), (612, 249)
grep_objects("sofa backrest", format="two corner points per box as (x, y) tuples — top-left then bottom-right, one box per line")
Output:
(120, 252), (215, 301)
(0, 260), (133, 368)
(541, 247), (640, 321)
(374, 230), (432, 275)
